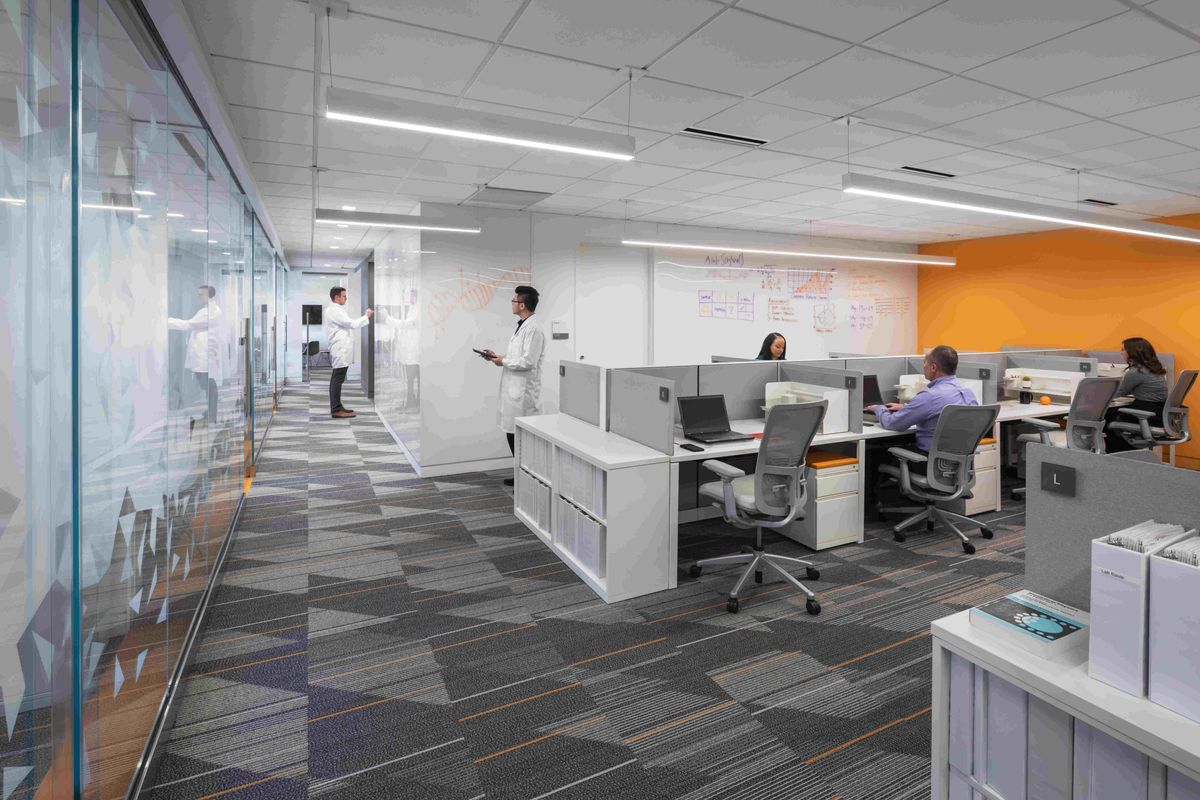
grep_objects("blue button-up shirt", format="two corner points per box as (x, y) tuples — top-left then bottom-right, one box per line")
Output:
(873, 375), (979, 452)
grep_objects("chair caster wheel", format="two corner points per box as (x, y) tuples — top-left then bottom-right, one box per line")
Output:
(806, 599), (821, 616)
(894, 532), (907, 543)
(981, 528), (994, 539)
(727, 597), (739, 614)
(754, 570), (763, 584)
(806, 567), (820, 581)
(962, 541), (976, 555)
(689, 564), (702, 578)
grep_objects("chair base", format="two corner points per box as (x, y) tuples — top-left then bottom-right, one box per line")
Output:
(880, 502), (993, 554)
(691, 536), (821, 615)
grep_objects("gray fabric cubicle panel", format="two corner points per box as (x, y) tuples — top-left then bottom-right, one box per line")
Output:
(607, 370), (676, 454)
(711, 355), (746, 362)
(698, 361), (779, 421)
(1025, 446), (1200, 611)
(620, 365), (698, 423)
(1001, 346), (1083, 356)
(558, 361), (603, 427)
(779, 363), (864, 432)
(846, 356), (908, 404)
(1087, 349), (1176, 389)
(957, 361), (998, 405)
(1006, 354), (1099, 376)
(958, 352), (1007, 399)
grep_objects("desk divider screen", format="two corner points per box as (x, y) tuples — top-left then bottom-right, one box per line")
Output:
(620, 365), (699, 423)
(711, 355), (746, 362)
(846, 356), (909, 405)
(1001, 346), (1084, 356)
(697, 361), (781, 422)
(1006, 354), (1099, 376)
(607, 370), (676, 455)
(779, 363), (864, 433)
(559, 361), (604, 427)
(1087, 349), (1175, 390)
(1025, 446), (1200, 611)
(957, 361), (998, 405)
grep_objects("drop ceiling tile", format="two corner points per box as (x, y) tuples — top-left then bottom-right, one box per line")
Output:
(243, 139), (312, 168)
(257, 180), (312, 199)
(504, 0), (720, 68)
(319, 170), (411, 193)
(530, 195), (610, 214)
(393, 178), (478, 201)
(349, 0), (526, 40)
(651, 10), (846, 96)
(591, 199), (672, 217)
(1058, 136), (1191, 170)
(863, 77), (1026, 133)
(706, 149), (819, 179)
(229, 105), (311, 147)
(488, 171), (580, 193)
(1097, 150), (1200, 178)
(724, 180), (810, 201)
(557, 179), (645, 200)
(1110, 96), (1200, 135)
(934, 102), (1092, 147)
(911, 149), (1026, 175)
(636, 207), (709, 223)
(991, 121), (1143, 160)
(636, 136), (752, 169)
(465, 48), (627, 116)
(696, 101), (829, 145)
(456, 99), (576, 125)
(737, 200), (809, 217)
(190, 0), (315, 69)
(319, 118), (431, 157)
(587, 161), (693, 186)
(955, 162), (1071, 188)
(775, 160), (881, 187)
(1162, 126), (1200, 149)
(318, 148), (417, 177)
(417, 137), (525, 169)
(505, 150), (611, 179)
(866, 0), (1123, 73)
(852, 135), (973, 169)
(677, 195), (754, 213)
(210, 57), (315, 115)
(758, 46), (946, 116)
(406, 160), (504, 184)
(738, 0), (943, 43)
(330, 15), (493, 94)
(584, 77), (740, 134)
(966, 12), (1198, 98)
(630, 186), (707, 205)
(659, 171), (758, 194)
(1145, 0), (1200, 34)
(1046, 52), (1200, 116)
(770, 121), (905, 159)
(252, 163), (311, 186)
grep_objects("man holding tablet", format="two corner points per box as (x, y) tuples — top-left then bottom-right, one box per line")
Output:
(480, 285), (545, 486)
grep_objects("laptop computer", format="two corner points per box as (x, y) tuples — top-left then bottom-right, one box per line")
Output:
(862, 374), (884, 424)
(678, 395), (754, 444)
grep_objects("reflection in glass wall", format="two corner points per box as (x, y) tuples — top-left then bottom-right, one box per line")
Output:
(373, 229), (422, 459)
(252, 219), (275, 455)
(0, 0), (75, 797)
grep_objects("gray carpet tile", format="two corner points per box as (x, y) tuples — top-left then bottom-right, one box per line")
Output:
(143, 380), (1029, 800)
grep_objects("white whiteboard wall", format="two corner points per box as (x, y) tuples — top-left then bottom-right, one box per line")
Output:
(651, 247), (917, 364)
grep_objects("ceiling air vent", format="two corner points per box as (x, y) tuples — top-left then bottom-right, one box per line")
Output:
(681, 127), (767, 147)
(463, 186), (552, 210)
(900, 165), (956, 179)
(1080, 198), (1117, 207)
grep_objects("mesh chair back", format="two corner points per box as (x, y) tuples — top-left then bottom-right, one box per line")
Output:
(1163, 369), (1197, 439)
(1067, 377), (1120, 452)
(306, 341), (319, 357)
(926, 404), (1000, 495)
(756, 401), (826, 516)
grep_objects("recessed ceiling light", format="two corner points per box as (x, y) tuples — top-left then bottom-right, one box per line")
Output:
(315, 208), (480, 234)
(82, 203), (140, 212)
(137, 214), (151, 219)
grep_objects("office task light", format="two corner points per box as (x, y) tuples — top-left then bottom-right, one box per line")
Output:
(621, 239), (955, 266)
(314, 208), (481, 234)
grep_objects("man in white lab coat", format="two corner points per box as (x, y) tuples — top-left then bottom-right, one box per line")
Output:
(168, 285), (223, 422)
(482, 285), (545, 486)
(323, 285), (372, 419)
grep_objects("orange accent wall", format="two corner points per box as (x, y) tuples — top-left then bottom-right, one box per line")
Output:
(918, 213), (1200, 469)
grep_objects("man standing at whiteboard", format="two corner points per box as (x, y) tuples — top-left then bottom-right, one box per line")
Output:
(324, 285), (372, 419)
(482, 285), (545, 487)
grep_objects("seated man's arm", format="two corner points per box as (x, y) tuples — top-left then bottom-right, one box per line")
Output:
(874, 392), (935, 432)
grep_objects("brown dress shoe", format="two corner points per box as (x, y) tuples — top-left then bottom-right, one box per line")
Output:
(332, 410), (356, 418)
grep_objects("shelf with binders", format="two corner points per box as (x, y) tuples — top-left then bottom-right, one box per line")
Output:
(514, 467), (552, 543)
(552, 494), (606, 582)
(553, 446), (607, 522)
(516, 427), (553, 484)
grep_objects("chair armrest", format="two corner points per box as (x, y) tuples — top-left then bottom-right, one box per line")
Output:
(1026, 418), (1060, 430)
(1118, 408), (1154, 419)
(701, 460), (745, 481)
(887, 447), (928, 463)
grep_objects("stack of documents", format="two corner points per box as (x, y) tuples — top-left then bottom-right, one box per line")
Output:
(1149, 534), (1200, 723)
(1099, 520), (1189, 553)
(1161, 538), (1200, 566)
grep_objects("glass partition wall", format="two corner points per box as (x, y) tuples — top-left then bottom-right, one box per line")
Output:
(1, 0), (285, 796)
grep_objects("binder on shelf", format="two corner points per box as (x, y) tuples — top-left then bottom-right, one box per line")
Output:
(969, 590), (1089, 659)
(1073, 720), (1150, 800)
(1090, 522), (1195, 697)
(1148, 539), (1200, 724)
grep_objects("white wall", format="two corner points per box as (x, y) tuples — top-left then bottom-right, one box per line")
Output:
(285, 271), (364, 381)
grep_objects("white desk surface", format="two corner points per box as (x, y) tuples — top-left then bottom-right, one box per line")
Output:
(933, 610), (1200, 782)
(517, 415), (668, 470)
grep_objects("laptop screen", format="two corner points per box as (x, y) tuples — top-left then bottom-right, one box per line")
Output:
(678, 395), (731, 435)
(862, 374), (883, 407)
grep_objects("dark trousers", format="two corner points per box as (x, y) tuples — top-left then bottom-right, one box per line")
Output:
(1104, 399), (1162, 452)
(506, 433), (515, 454)
(194, 372), (217, 422)
(330, 366), (348, 413)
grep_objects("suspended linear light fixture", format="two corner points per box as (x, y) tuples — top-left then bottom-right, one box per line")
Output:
(325, 87), (636, 161)
(842, 173), (1200, 246)
(314, 208), (481, 234)
(621, 239), (955, 266)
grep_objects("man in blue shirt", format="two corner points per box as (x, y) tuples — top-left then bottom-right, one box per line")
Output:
(868, 345), (978, 453)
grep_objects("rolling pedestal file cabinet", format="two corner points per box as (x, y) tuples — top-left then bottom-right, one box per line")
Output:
(781, 449), (864, 550)
(939, 437), (1000, 517)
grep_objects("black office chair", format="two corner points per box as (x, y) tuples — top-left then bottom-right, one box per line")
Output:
(878, 404), (1001, 554)
(1012, 377), (1120, 499)
(689, 401), (826, 615)
(303, 340), (319, 371)
(1107, 369), (1197, 451)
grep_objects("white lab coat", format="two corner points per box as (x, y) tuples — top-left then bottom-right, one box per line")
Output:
(497, 316), (546, 434)
(323, 303), (370, 369)
(167, 302), (223, 381)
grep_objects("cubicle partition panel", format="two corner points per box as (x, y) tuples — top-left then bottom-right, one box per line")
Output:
(958, 352), (1008, 398)
(1087, 349), (1176, 388)
(559, 361), (604, 428)
(1006, 354), (1098, 375)
(711, 355), (747, 362)
(620, 365), (699, 423)
(607, 370), (677, 455)
(846, 356), (909, 404)
(779, 363), (865, 433)
(698, 361), (781, 421)
(1001, 346), (1084, 356)
(1025, 446), (1200, 611)
(957, 361), (998, 405)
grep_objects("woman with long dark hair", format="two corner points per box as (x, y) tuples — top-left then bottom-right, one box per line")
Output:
(756, 332), (787, 361)
(1105, 336), (1168, 452)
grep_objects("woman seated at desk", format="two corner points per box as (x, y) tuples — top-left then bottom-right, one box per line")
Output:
(1105, 336), (1168, 453)
(756, 332), (786, 361)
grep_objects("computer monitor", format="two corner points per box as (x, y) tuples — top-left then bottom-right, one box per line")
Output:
(678, 395), (731, 436)
(862, 374), (883, 407)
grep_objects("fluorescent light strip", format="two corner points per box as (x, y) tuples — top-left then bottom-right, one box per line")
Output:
(82, 203), (140, 212)
(842, 173), (1200, 246)
(133, 189), (156, 196)
(315, 208), (480, 234)
(316, 216), (480, 233)
(623, 239), (955, 266)
(167, 212), (184, 218)
(2, 197), (26, 205)
(656, 259), (834, 275)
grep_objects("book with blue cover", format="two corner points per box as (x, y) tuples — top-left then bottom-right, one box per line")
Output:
(970, 590), (1090, 659)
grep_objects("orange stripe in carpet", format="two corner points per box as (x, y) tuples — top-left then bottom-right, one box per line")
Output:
(309, 683), (442, 723)
(569, 637), (666, 668)
(473, 714), (604, 764)
(804, 706), (932, 766)
(623, 699), (737, 745)
(827, 631), (930, 671)
(195, 774), (281, 800)
(321, 623), (538, 682)
(458, 683), (580, 723)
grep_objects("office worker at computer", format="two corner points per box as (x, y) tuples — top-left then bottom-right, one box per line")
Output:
(482, 285), (546, 486)
(755, 332), (786, 360)
(1104, 336), (1168, 453)
(868, 345), (978, 453)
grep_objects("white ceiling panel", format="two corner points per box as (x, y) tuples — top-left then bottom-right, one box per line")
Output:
(867, 0), (1124, 72)
(393, 178), (478, 201)
(504, 0), (720, 68)
(774, 160), (882, 187)
(318, 119), (431, 158)
(706, 149), (819, 180)
(487, 171), (581, 193)
(955, 162), (1072, 188)
(557, 179), (645, 200)
(1099, 150), (1200, 179)
(417, 137), (525, 169)
(189, 0), (315, 69)
(1163, 127), (1200, 149)
(911, 149), (1027, 175)
(862, 77), (1025, 133)
(933, 101), (1092, 147)
(457, 98), (577, 125)
(530, 195), (610, 214)
(677, 196), (756, 213)
(631, 186), (706, 205)
(651, 10), (847, 96)
(252, 163), (312, 186)
(229, 105), (311, 147)
(330, 14), (492, 94)
(466, 48), (627, 115)
(318, 148), (417, 177)
(592, 199), (672, 217)
(852, 135), (973, 169)
(737, 0), (944, 43)
(1058, 136), (1192, 170)
(758, 46), (946, 117)
(586, 161), (693, 187)
(504, 150), (610, 180)
(349, 0), (526, 40)
(1110, 96), (1200, 135)
(636, 136), (752, 169)
(725, 180), (811, 201)
(584, 78), (740, 134)
(1046, 52), (1200, 116)
(991, 121), (1143, 160)
(770, 121), (905, 160)
(1145, 0), (1200, 34)
(658, 171), (758, 194)
(696, 100), (828, 144)
(242, 139), (312, 168)
(210, 57), (315, 116)
(965, 12), (1197, 98)
(406, 160), (505, 184)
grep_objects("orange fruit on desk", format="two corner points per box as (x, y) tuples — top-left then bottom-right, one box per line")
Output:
(1039, 395), (1051, 405)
